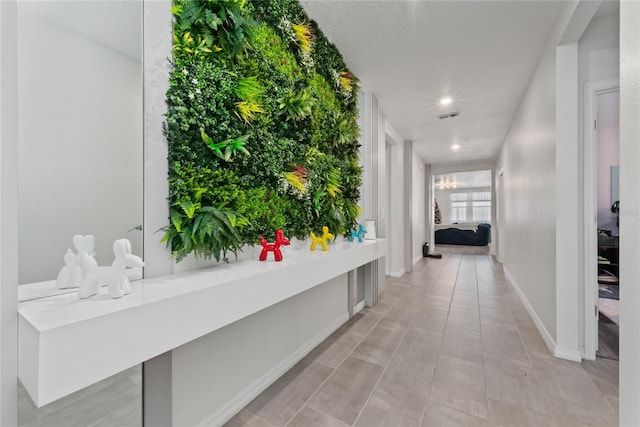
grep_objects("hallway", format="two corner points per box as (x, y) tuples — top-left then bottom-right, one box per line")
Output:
(227, 246), (619, 427)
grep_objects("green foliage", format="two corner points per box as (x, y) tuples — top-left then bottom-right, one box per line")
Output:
(250, 0), (306, 30)
(162, 205), (248, 262)
(291, 22), (312, 53)
(201, 130), (250, 161)
(234, 75), (264, 101)
(172, 31), (214, 56)
(234, 75), (264, 123)
(250, 23), (301, 81)
(162, 165), (249, 261)
(283, 165), (309, 194)
(239, 187), (293, 243)
(165, 0), (362, 261)
(278, 87), (315, 121)
(172, 0), (255, 58)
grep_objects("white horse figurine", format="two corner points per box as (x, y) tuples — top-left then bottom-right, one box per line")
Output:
(76, 236), (144, 299)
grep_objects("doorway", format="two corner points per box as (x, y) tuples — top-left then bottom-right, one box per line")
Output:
(584, 80), (619, 360)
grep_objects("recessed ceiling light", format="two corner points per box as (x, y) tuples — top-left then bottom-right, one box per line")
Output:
(451, 144), (460, 151)
(440, 97), (453, 106)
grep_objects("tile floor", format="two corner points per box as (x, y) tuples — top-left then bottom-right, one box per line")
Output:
(226, 245), (619, 427)
(18, 364), (142, 426)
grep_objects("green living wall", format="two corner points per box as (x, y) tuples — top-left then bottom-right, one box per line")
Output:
(163, 0), (362, 262)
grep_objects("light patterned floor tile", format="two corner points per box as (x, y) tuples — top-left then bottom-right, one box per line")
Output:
(481, 326), (529, 363)
(246, 359), (334, 426)
(365, 354), (434, 421)
(286, 406), (349, 427)
(422, 402), (488, 427)
(483, 353), (551, 415)
(224, 410), (273, 427)
(355, 398), (421, 427)
(480, 306), (518, 330)
(446, 307), (480, 331)
(440, 326), (483, 362)
(487, 399), (556, 427)
(411, 307), (448, 334)
(306, 357), (384, 425)
(422, 294), (452, 312)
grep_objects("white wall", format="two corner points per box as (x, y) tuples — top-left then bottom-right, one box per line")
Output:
(619, 2), (640, 423)
(17, 3), (143, 284)
(0, 1), (20, 424)
(172, 274), (349, 426)
(578, 12), (619, 87)
(495, 26), (558, 343)
(412, 153), (425, 264)
(496, 1), (616, 360)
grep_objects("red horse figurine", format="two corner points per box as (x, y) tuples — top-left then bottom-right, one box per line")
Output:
(259, 229), (291, 262)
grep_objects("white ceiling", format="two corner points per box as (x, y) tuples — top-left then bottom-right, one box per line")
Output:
(300, 0), (566, 165)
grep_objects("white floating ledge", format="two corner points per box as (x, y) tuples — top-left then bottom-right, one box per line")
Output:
(18, 239), (387, 407)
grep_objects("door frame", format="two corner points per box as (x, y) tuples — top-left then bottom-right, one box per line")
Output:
(583, 78), (619, 360)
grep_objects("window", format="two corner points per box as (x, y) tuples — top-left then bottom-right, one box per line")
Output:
(450, 193), (468, 222)
(449, 190), (491, 223)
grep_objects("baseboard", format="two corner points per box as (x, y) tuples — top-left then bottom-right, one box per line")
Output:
(353, 300), (365, 314)
(413, 255), (422, 266)
(503, 268), (557, 357)
(204, 312), (350, 426)
(389, 268), (405, 278)
(554, 345), (582, 362)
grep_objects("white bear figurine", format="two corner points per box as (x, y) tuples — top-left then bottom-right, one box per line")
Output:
(76, 235), (100, 299)
(56, 248), (83, 289)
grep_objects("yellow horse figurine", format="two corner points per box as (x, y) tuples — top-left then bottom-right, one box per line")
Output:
(310, 226), (334, 251)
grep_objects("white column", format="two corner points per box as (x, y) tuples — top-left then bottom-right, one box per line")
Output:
(143, 0), (173, 279)
(362, 93), (380, 232)
(142, 2), (173, 425)
(489, 169), (497, 256)
(555, 42), (581, 361)
(403, 141), (413, 273)
(361, 92), (384, 304)
(619, 1), (640, 424)
(425, 165), (433, 251)
(143, 352), (172, 427)
(0, 1), (19, 424)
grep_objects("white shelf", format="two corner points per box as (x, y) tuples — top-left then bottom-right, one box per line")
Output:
(18, 239), (386, 407)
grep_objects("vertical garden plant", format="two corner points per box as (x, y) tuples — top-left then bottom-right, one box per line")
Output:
(163, 0), (362, 262)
